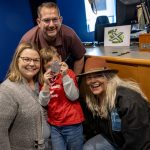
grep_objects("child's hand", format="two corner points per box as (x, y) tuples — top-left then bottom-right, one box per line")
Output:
(42, 69), (53, 92)
(43, 69), (52, 86)
(60, 62), (68, 76)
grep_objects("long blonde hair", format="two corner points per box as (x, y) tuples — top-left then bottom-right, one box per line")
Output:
(84, 73), (148, 118)
(7, 42), (43, 83)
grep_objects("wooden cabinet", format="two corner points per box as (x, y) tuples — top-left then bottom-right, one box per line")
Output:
(105, 60), (150, 101)
(107, 62), (139, 81)
(138, 66), (150, 100)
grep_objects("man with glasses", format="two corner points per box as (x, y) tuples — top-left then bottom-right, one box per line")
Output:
(20, 2), (86, 75)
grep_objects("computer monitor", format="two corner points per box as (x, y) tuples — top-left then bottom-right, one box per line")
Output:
(146, 0), (150, 13)
(116, 0), (140, 26)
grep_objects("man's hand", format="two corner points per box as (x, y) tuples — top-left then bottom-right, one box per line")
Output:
(73, 56), (84, 75)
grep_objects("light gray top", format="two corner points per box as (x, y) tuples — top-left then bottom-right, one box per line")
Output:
(39, 75), (79, 107)
(0, 79), (45, 150)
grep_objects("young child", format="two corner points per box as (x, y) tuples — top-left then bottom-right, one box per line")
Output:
(39, 46), (84, 150)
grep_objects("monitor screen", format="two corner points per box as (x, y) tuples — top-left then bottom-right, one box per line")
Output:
(116, 0), (140, 26)
(146, 0), (150, 13)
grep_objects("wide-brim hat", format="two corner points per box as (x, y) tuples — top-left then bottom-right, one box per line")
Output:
(78, 57), (118, 76)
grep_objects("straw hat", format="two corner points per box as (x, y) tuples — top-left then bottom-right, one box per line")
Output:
(78, 57), (118, 76)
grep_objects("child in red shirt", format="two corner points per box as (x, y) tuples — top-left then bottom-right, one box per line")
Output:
(39, 46), (84, 150)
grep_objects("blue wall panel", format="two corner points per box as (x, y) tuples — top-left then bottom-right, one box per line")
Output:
(57, 0), (94, 42)
(0, 0), (34, 82)
(0, 0), (93, 82)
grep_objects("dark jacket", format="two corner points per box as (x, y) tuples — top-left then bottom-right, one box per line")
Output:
(81, 86), (150, 150)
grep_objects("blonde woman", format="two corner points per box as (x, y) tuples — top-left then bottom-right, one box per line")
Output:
(78, 57), (150, 150)
(0, 43), (49, 150)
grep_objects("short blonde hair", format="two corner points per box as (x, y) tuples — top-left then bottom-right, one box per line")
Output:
(40, 46), (60, 66)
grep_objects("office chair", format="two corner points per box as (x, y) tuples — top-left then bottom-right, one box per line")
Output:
(95, 16), (109, 25)
(95, 16), (110, 43)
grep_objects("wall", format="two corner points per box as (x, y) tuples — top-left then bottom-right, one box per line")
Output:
(0, 0), (93, 82)
(0, 0), (34, 82)
(57, 0), (94, 42)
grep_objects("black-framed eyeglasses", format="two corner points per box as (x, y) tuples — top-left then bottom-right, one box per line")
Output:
(19, 57), (40, 64)
(41, 17), (61, 24)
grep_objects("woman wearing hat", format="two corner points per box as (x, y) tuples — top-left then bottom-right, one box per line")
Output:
(78, 57), (150, 150)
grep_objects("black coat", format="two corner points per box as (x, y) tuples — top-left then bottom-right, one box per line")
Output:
(81, 86), (150, 150)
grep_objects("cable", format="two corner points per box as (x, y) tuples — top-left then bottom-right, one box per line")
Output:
(88, 0), (97, 14)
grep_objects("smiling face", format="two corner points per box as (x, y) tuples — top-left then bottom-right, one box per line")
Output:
(85, 72), (107, 95)
(37, 7), (62, 41)
(18, 49), (41, 81)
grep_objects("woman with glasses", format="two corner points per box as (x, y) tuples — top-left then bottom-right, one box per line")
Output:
(20, 2), (86, 76)
(0, 42), (50, 150)
(78, 57), (150, 150)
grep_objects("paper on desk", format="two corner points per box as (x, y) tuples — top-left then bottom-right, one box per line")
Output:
(104, 25), (131, 46)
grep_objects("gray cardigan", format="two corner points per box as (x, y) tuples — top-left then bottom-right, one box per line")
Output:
(0, 79), (45, 150)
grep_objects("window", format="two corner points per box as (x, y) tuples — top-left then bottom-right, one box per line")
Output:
(84, 0), (116, 32)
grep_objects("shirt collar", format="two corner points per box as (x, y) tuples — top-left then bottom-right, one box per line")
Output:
(39, 26), (62, 47)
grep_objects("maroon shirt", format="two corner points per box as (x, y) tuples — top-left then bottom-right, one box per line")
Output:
(20, 24), (86, 69)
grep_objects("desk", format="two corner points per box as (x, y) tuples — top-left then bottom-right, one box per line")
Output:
(85, 46), (150, 101)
